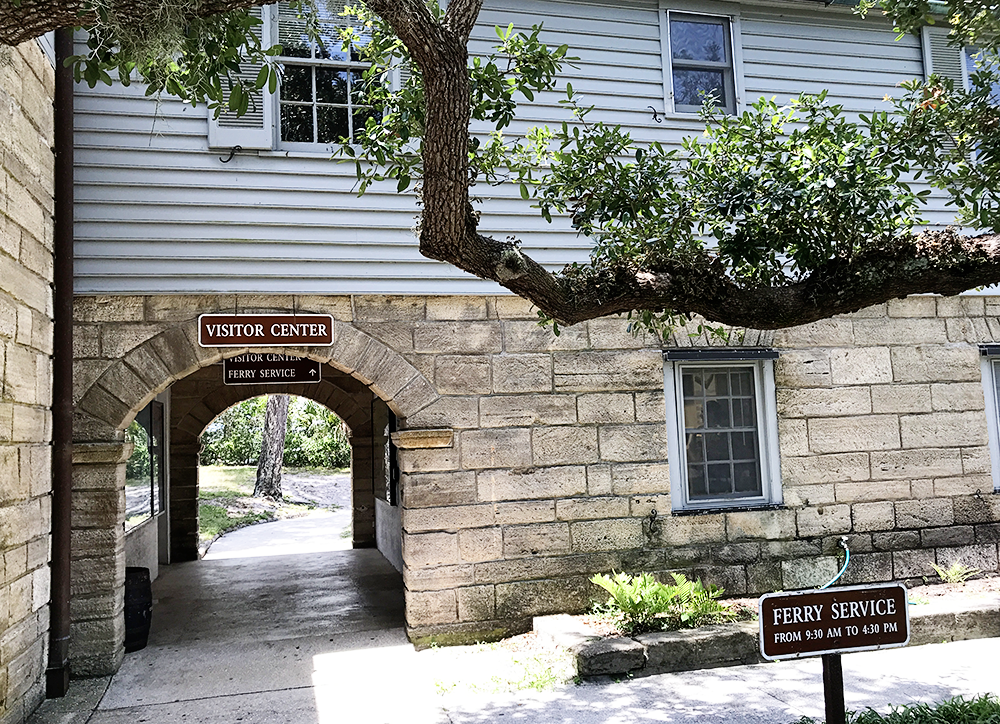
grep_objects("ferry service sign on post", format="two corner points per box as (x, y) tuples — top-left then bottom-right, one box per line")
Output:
(758, 583), (910, 661)
(223, 353), (321, 386)
(198, 314), (334, 347)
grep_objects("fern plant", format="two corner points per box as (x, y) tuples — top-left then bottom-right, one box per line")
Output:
(931, 561), (981, 584)
(590, 571), (744, 635)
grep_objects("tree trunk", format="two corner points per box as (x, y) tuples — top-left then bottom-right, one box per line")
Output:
(254, 394), (289, 500)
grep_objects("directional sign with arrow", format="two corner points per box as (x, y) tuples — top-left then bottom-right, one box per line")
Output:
(223, 353), (322, 386)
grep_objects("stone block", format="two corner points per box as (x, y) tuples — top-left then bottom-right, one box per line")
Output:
(808, 415), (900, 454)
(404, 504), (495, 533)
(598, 424), (667, 462)
(397, 443), (461, 474)
(479, 394), (576, 428)
(610, 462), (670, 495)
(556, 496), (630, 521)
(458, 527), (502, 563)
(870, 449), (963, 480)
(426, 297), (488, 320)
(477, 466), (587, 501)
(656, 514), (726, 546)
(726, 509), (796, 541)
(460, 428), (532, 470)
(714, 542), (761, 564)
(628, 494), (672, 518)
(921, 525), (975, 547)
(405, 397), (478, 430)
(891, 345), (980, 383)
(781, 452), (870, 485)
(492, 354), (551, 394)
(934, 475), (994, 497)
(778, 418), (809, 457)
(781, 556), (839, 589)
(532, 426), (599, 466)
(830, 347), (892, 385)
(402, 471), (477, 508)
(494, 295), (537, 320)
(587, 465), (613, 496)
(502, 320), (589, 352)
(434, 355), (490, 395)
(457, 585), (496, 621)
(873, 530), (921, 551)
(587, 317), (655, 349)
(888, 296), (937, 318)
(404, 531), (460, 567)
(835, 481), (911, 502)
(931, 382), (986, 412)
(854, 318), (948, 346)
(495, 577), (591, 618)
(495, 500), (556, 525)
(777, 386), (871, 418)
(961, 447), (991, 475)
(840, 552), (893, 585)
(747, 561), (783, 593)
(554, 351), (662, 392)
(893, 548), (936, 578)
(772, 318), (854, 347)
(576, 637), (646, 677)
(954, 494), (1000, 524)
(901, 411), (988, 448)
(852, 501), (895, 532)
(896, 498), (954, 529)
(796, 505), (851, 537)
(774, 350), (831, 388)
(871, 384), (931, 414)
(946, 317), (993, 343)
(570, 518), (644, 552)
(353, 295), (425, 321)
(635, 391), (666, 422)
(503, 523), (571, 557)
(414, 322), (501, 354)
(577, 393), (635, 423)
(403, 564), (475, 591)
(936, 543), (999, 573)
(406, 589), (457, 626)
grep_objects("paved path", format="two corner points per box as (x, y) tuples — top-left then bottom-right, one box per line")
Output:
(30, 513), (1000, 724)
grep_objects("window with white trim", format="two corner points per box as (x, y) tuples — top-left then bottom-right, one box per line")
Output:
(660, 2), (742, 116)
(275, 2), (380, 147)
(978, 345), (1000, 492)
(663, 350), (782, 512)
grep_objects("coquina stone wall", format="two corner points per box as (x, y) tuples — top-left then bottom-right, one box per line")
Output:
(71, 293), (1000, 655)
(0, 40), (54, 724)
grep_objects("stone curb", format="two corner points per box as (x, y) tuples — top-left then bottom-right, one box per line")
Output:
(534, 593), (1000, 679)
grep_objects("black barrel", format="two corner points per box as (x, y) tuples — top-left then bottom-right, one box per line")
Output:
(124, 567), (152, 653)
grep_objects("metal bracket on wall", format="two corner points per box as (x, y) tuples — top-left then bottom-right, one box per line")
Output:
(220, 145), (243, 163)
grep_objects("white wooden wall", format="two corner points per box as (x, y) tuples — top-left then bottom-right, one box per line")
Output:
(74, 0), (944, 295)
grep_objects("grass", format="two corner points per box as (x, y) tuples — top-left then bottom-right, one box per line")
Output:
(793, 694), (1000, 723)
(198, 504), (274, 543)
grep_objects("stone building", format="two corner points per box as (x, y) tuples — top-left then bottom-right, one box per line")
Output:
(4, 0), (1000, 721)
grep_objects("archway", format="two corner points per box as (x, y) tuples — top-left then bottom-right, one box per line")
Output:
(69, 315), (440, 675)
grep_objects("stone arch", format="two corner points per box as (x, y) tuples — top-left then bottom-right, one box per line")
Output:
(168, 363), (391, 561)
(74, 317), (440, 441)
(69, 310), (439, 676)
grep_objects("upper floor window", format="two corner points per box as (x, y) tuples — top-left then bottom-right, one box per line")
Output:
(664, 349), (781, 512)
(275, 3), (380, 147)
(667, 13), (736, 114)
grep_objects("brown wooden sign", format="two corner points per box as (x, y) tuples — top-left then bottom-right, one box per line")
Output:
(198, 314), (334, 347)
(223, 353), (321, 385)
(759, 583), (909, 661)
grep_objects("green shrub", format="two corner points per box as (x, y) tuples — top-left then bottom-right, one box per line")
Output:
(930, 561), (981, 584)
(793, 694), (1000, 724)
(590, 571), (747, 635)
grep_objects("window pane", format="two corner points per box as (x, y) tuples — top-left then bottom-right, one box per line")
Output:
(673, 69), (726, 107)
(705, 398), (731, 428)
(281, 104), (314, 142)
(686, 432), (705, 463)
(684, 399), (703, 429)
(277, 4), (311, 58)
(687, 463), (707, 497)
(317, 106), (349, 143)
(704, 371), (728, 397)
(731, 430), (757, 461)
(733, 462), (760, 493)
(316, 68), (348, 104)
(707, 464), (731, 495)
(352, 108), (381, 142)
(124, 421), (151, 530)
(280, 65), (312, 102)
(705, 431), (729, 460)
(671, 19), (727, 63)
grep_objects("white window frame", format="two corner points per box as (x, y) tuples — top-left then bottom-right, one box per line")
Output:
(663, 350), (782, 512)
(979, 346), (1000, 492)
(659, 0), (745, 117)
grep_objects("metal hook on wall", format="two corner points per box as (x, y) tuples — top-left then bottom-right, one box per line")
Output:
(648, 106), (663, 123)
(220, 145), (243, 163)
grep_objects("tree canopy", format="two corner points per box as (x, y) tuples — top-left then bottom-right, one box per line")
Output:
(5, 0), (1000, 333)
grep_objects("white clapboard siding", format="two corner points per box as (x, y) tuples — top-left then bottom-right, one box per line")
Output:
(74, 0), (958, 295)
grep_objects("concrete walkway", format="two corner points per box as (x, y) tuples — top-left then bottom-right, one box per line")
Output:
(29, 514), (1000, 724)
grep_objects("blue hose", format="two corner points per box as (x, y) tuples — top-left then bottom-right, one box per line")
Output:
(818, 540), (850, 590)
